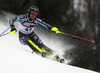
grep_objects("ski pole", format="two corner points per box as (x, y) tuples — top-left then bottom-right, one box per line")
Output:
(57, 31), (94, 43)
(0, 26), (10, 36)
(0, 17), (20, 36)
(0, 32), (10, 37)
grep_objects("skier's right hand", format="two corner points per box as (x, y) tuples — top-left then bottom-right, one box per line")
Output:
(10, 25), (17, 35)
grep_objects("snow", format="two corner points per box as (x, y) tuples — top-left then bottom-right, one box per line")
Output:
(0, 11), (98, 73)
(0, 36), (97, 73)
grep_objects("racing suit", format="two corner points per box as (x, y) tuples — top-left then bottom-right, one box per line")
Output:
(9, 14), (52, 49)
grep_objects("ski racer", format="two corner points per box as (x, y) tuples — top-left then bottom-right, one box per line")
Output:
(9, 6), (60, 55)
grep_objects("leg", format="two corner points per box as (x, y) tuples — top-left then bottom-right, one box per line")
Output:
(28, 32), (53, 55)
(19, 33), (29, 45)
(19, 32), (41, 53)
(28, 32), (43, 48)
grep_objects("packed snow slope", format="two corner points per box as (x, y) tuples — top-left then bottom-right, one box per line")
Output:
(0, 36), (97, 73)
(0, 11), (98, 73)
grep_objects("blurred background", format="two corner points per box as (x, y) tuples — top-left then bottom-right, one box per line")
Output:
(0, 0), (100, 72)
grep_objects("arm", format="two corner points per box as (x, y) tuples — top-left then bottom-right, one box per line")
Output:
(9, 14), (26, 26)
(36, 18), (60, 33)
(9, 14), (26, 34)
(36, 18), (52, 30)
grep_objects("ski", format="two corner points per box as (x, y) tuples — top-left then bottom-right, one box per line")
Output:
(26, 39), (65, 63)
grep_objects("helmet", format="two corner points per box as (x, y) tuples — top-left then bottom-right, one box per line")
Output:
(28, 6), (39, 13)
(28, 6), (39, 12)
(28, 6), (39, 17)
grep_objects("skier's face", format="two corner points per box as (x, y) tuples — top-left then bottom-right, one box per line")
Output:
(30, 11), (37, 19)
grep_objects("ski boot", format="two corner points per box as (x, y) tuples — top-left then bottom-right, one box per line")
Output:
(54, 55), (65, 63)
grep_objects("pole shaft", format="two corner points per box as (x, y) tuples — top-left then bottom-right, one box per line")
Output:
(71, 35), (93, 42)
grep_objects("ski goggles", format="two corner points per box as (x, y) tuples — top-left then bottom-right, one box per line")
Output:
(30, 11), (37, 16)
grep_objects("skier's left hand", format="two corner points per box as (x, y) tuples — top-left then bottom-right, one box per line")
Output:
(51, 27), (61, 34)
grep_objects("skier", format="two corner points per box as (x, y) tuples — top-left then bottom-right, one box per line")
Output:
(9, 6), (59, 55)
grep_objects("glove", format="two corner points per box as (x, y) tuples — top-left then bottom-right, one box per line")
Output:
(10, 25), (17, 35)
(51, 27), (61, 34)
